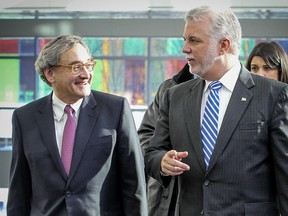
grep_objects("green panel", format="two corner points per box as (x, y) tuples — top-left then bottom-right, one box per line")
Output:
(91, 59), (103, 91)
(84, 38), (103, 56)
(167, 38), (184, 55)
(37, 77), (52, 99)
(151, 37), (183, 57)
(124, 38), (147, 56)
(0, 59), (19, 102)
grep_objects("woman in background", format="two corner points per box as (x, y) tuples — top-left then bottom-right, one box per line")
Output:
(245, 41), (288, 83)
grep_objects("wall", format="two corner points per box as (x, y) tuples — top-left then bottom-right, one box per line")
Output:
(1, 18), (288, 38)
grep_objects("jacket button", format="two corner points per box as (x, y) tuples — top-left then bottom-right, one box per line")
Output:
(66, 191), (71, 198)
(204, 180), (209, 186)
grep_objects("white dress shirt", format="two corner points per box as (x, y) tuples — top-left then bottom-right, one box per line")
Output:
(52, 93), (82, 155)
(201, 62), (241, 132)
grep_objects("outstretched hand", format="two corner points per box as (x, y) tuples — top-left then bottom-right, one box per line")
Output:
(160, 150), (190, 176)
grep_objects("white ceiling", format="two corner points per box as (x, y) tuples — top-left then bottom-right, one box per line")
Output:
(1, 0), (288, 11)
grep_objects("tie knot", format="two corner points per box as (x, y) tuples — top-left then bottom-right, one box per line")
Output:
(64, 105), (74, 115)
(209, 81), (222, 91)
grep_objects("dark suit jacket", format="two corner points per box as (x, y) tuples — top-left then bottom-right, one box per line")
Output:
(138, 63), (193, 216)
(145, 65), (288, 216)
(7, 90), (148, 216)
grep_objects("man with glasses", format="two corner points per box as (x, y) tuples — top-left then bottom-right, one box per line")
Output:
(7, 35), (148, 216)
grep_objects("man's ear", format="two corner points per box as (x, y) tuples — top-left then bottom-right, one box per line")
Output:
(219, 38), (230, 55)
(44, 68), (55, 84)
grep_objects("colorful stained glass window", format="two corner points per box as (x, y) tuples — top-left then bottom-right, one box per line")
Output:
(148, 60), (186, 99)
(93, 59), (146, 105)
(87, 38), (147, 57)
(151, 38), (184, 56)
(0, 37), (288, 106)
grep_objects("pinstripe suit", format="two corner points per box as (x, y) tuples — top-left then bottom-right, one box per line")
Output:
(145, 65), (288, 215)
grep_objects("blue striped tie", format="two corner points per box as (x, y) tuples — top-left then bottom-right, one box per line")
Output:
(201, 81), (222, 169)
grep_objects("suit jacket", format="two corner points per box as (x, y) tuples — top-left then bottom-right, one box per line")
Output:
(7, 90), (148, 216)
(138, 63), (193, 216)
(145, 65), (288, 216)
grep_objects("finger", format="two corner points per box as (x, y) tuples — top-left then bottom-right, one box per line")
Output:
(163, 167), (184, 176)
(162, 162), (176, 173)
(174, 160), (190, 171)
(167, 150), (178, 158)
(176, 151), (189, 159)
(165, 164), (186, 175)
(171, 166), (185, 176)
(172, 150), (179, 160)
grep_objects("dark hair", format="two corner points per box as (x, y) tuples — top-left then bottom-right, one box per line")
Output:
(245, 41), (288, 83)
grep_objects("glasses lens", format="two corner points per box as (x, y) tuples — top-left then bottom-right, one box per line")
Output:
(72, 64), (82, 73)
(70, 61), (96, 74)
(86, 61), (95, 71)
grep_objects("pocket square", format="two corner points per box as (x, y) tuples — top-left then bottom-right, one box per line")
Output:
(241, 97), (246, 101)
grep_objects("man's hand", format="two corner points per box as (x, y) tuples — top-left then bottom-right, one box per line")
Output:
(160, 150), (190, 176)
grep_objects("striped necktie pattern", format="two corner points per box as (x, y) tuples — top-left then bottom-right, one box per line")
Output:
(201, 81), (222, 169)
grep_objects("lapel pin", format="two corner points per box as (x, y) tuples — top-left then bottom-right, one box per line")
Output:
(241, 97), (246, 102)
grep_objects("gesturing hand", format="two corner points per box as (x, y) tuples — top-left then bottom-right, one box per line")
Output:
(160, 150), (190, 176)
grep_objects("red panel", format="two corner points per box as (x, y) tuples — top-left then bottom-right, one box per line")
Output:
(37, 38), (52, 53)
(0, 40), (18, 54)
(166, 60), (186, 78)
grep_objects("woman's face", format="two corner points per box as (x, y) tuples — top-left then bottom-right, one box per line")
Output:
(250, 56), (279, 81)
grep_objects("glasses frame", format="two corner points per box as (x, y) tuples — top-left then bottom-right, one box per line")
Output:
(53, 60), (96, 75)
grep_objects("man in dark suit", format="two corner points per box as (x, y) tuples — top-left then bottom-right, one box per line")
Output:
(145, 5), (288, 216)
(138, 63), (193, 216)
(7, 35), (147, 216)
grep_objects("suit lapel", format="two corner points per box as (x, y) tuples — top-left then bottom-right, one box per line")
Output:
(35, 94), (67, 180)
(207, 68), (255, 172)
(184, 79), (206, 172)
(68, 93), (99, 183)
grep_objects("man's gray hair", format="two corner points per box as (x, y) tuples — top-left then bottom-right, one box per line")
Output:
(185, 5), (242, 55)
(35, 35), (91, 86)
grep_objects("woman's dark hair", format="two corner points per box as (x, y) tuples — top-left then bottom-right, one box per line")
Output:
(245, 41), (288, 83)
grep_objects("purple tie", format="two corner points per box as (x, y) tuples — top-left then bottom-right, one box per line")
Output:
(61, 105), (76, 175)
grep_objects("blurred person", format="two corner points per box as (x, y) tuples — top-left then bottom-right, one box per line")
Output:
(7, 35), (147, 216)
(145, 5), (288, 216)
(138, 63), (194, 216)
(245, 41), (288, 83)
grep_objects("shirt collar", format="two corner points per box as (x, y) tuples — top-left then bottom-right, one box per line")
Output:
(52, 93), (83, 121)
(203, 61), (241, 93)
(219, 61), (241, 92)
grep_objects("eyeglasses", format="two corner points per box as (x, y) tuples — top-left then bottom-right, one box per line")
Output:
(54, 60), (96, 75)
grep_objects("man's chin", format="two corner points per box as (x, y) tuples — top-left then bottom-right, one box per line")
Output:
(189, 66), (200, 76)
(78, 87), (91, 97)
(84, 88), (91, 96)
